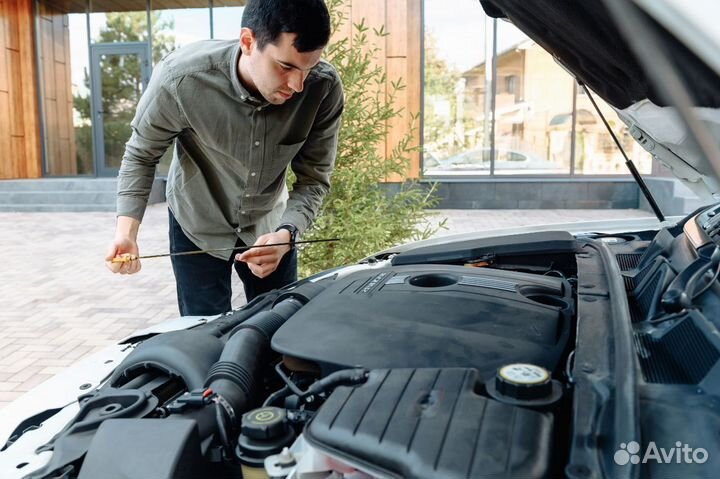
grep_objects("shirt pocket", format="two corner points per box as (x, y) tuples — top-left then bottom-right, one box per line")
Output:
(262, 139), (306, 187)
(273, 139), (306, 164)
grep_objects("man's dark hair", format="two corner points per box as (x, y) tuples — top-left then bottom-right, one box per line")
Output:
(241, 0), (331, 53)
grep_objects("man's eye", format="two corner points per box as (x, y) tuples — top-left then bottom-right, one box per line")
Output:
(280, 65), (292, 71)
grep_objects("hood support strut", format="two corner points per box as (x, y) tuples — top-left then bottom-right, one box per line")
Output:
(581, 83), (666, 222)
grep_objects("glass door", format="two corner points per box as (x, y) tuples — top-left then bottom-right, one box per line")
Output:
(90, 43), (150, 177)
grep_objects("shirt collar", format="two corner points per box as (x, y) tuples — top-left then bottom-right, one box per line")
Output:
(231, 42), (269, 106)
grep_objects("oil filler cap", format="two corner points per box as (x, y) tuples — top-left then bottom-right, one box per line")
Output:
(486, 363), (562, 407)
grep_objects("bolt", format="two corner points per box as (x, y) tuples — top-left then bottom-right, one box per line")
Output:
(79, 383), (92, 390)
(275, 447), (296, 467)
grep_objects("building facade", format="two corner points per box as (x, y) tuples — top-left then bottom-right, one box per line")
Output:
(0, 0), (694, 212)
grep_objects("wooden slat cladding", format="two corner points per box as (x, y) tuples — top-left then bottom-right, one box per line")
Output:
(38, 0), (75, 175)
(345, 0), (421, 180)
(0, 0), (42, 179)
(405, 0), (421, 179)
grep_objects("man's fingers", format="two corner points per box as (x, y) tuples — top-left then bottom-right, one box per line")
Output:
(127, 259), (142, 274)
(106, 251), (140, 274)
(247, 260), (280, 279)
(237, 247), (281, 263)
(106, 260), (123, 273)
(105, 245), (122, 273)
(237, 246), (276, 261)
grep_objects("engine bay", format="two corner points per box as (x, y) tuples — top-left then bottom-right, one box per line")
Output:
(4, 205), (720, 479)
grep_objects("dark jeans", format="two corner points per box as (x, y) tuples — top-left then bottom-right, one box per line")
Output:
(168, 210), (297, 316)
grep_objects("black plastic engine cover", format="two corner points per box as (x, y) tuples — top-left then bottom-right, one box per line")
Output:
(78, 419), (202, 479)
(305, 368), (555, 479)
(272, 265), (572, 379)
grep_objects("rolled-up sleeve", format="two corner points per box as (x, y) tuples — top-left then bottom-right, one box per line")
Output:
(280, 77), (344, 234)
(117, 58), (187, 221)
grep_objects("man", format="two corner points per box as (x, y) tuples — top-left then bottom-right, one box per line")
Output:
(105, 0), (343, 316)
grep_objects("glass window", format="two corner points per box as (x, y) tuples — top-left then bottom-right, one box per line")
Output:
(493, 21), (572, 175)
(39, 0), (94, 176)
(89, 2), (148, 44)
(422, 0), (489, 176)
(211, 3), (245, 40)
(151, 4), (211, 64)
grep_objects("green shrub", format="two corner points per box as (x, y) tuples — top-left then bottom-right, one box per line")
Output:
(296, 0), (445, 276)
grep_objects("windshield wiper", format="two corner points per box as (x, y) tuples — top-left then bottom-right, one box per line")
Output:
(581, 83), (666, 222)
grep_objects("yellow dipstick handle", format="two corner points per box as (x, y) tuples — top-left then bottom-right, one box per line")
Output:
(111, 254), (138, 264)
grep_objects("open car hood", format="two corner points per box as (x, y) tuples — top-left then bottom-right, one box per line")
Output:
(481, 0), (720, 200)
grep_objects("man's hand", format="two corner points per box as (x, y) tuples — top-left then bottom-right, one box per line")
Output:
(236, 230), (292, 278)
(105, 216), (142, 275)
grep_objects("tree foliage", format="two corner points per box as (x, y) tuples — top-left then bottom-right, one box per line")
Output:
(297, 0), (445, 276)
(423, 32), (464, 158)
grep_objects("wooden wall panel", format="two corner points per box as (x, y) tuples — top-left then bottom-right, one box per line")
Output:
(4, 0), (19, 50)
(39, 0), (75, 176)
(52, 12), (64, 62)
(405, 0), (421, 179)
(11, 136), (26, 176)
(0, 1), (7, 92)
(40, 17), (55, 99)
(45, 98), (58, 166)
(0, 44), (7, 92)
(18, 0), (42, 177)
(55, 62), (69, 138)
(386, 0), (407, 58)
(0, 0), (42, 179)
(7, 48), (23, 136)
(0, 91), (11, 177)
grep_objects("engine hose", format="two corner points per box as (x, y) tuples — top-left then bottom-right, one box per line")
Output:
(204, 297), (304, 432)
(175, 282), (330, 441)
(301, 368), (369, 400)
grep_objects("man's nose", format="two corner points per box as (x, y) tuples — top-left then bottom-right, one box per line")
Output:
(289, 70), (305, 93)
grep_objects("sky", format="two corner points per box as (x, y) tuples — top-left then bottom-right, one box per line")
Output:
(425, 0), (529, 72)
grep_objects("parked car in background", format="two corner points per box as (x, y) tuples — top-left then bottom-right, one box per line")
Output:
(427, 147), (563, 174)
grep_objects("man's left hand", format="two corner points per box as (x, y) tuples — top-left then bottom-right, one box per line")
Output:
(236, 230), (292, 278)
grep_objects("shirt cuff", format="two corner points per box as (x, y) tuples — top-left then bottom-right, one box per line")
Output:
(279, 210), (309, 236)
(116, 196), (149, 222)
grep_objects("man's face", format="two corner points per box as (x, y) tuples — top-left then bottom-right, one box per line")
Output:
(239, 30), (324, 105)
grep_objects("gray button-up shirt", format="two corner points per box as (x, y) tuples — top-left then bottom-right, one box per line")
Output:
(117, 40), (343, 259)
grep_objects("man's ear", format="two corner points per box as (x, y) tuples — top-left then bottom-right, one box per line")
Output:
(240, 27), (255, 55)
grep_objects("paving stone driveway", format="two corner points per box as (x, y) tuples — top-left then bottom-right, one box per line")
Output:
(0, 205), (651, 408)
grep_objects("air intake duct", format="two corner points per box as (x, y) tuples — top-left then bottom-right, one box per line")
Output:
(205, 297), (304, 421)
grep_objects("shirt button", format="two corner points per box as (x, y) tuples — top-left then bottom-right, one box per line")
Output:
(254, 141), (260, 146)
(241, 211), (246, 214)
(245, 194), (250, 197)
(256, 107), (262, 111)
(250, 172), (257, 177)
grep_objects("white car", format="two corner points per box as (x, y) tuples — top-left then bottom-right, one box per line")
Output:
(430, 147), (562, 174)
